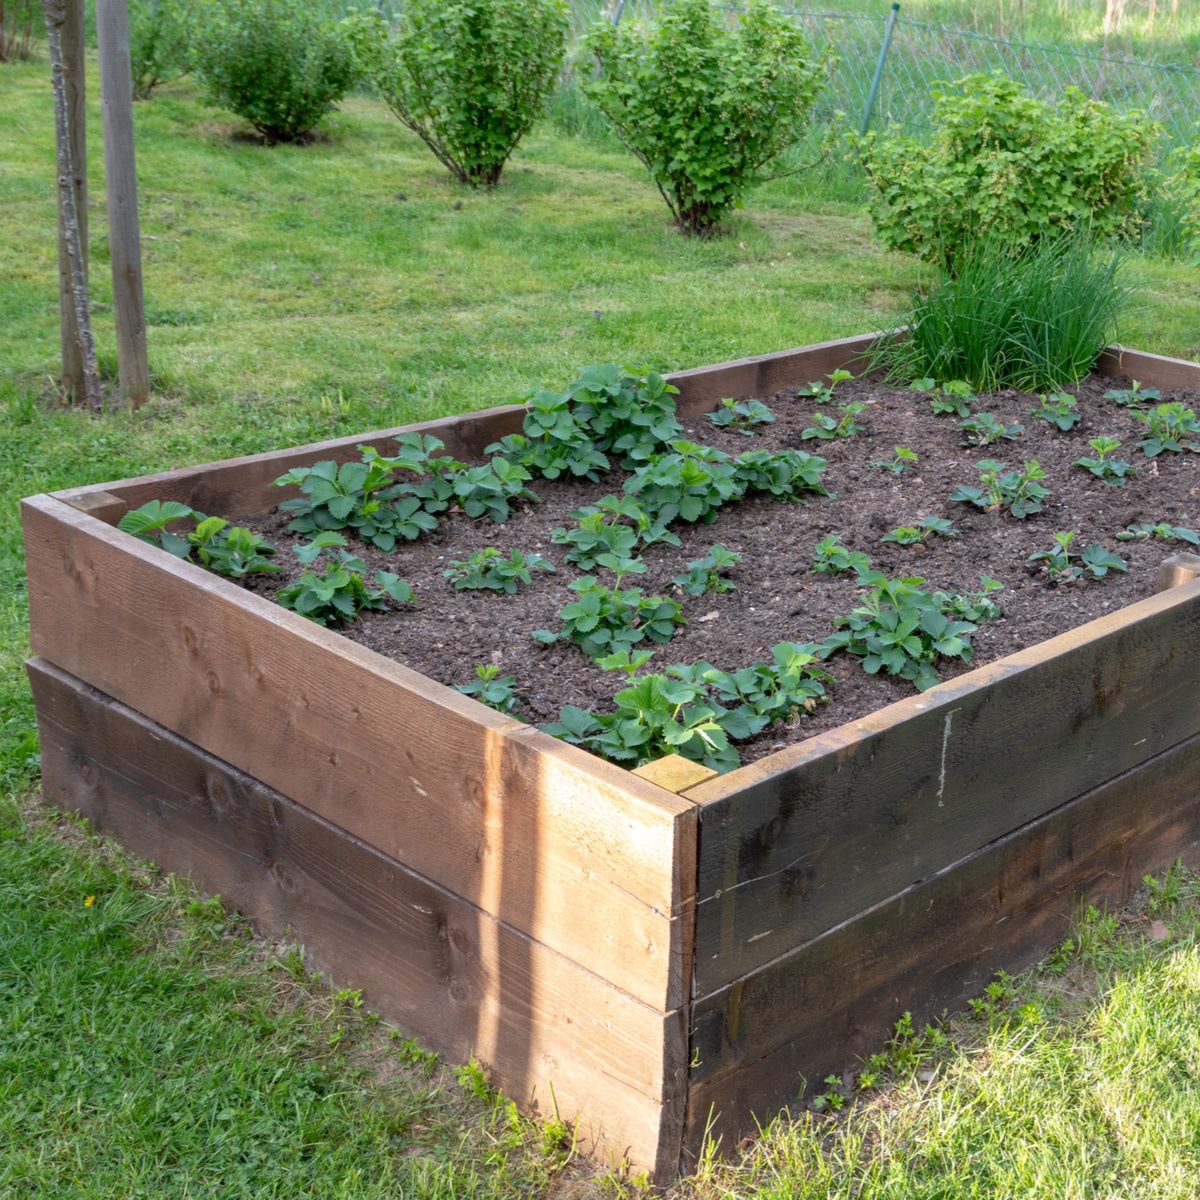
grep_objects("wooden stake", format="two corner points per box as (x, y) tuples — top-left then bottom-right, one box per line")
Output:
(43, 0), (104, 411)
(96, 0), (150, 409)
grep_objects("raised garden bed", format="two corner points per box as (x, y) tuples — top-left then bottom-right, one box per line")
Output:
(23, 333), (1200, 1184)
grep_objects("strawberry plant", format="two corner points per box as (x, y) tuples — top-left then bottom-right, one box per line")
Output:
(532, 577), (685, 659)
(623, 443), (742, 525)
(1116, 522), (1200, 545)
(911, 378), (975, 418)
(118, 502), (279, 578)
(695, 642), (830, 725)
(940, 576), (1004, 623)
(276, 535), (413, 627)
(453, 664), (521, 716)
(444, 547), (555, 593)
(596, 648), (655, 677)
(1072, 436), (1136, 485)
(708, 397), (774, 434)
(881, 516), (957, 545)
(731, 448), (830, 501)
(671, 544), (741, 594)
(957, 413), (1023, 446)
(1028, 531), (1127, 583)
(1132, 403), (1200, 457)
(801, 402), (866, 441)
(551, 511), (640, 568)
(1029, 391), (1081, 431)
(450, 458), (539, 522)
(811, 534), (872, 577)
(822, 572), (987, 692)
(797, 369), (853, 405)
(569, 364), (682, 467)
(867, 445), (918, 473)
(1103, 381), (1160, 408)
(950, 459), (1050, 518)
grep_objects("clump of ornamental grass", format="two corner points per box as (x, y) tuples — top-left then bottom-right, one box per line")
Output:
(868, 232), (1133, 393)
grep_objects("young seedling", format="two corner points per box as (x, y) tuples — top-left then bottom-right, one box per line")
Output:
(1103, 380), (1161, 408)
(950, 459), (1050, 518)
(1116, 522), (1200, 545)
(551, 512), (640, 569)
(957, 413), (1023, 447)
(189, 517), (279, 578)
(881, 516), (958, 545)
(1029, 392), (1081, 431)
(801, 401), (866, 441)
(1028, 531), (1127, 584)
(443, 547), (555, 594)
(911, 378), (975, 418)
(453, 664), (521, 716)
(1073, 436), (1136, 486)
(708, 397), (775, 434)
(594, 551), (647, 588)
(811, 534), (872, 577)
(671, 544), (741, 594)
(732, 449), (831, 500)
(1132, 402), (1200, 457)
(797, 368), (853, 404)
(595, 648), (655, 677)
(276, 536), (413, 626)
(867, 446), (919, 473)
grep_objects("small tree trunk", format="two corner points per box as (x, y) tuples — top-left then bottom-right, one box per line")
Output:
(43, 0), (104, 411)
(97, 0), (150, 409)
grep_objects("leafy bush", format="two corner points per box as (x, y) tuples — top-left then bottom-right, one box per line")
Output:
(868, 232), (1130, 392)
(1, 0), (37, 63)
(583, 0), (830, 236)
(192, 0), (358, 144)
(129, 0), (193, 100)
(344, 0), (568, 189)
(852, 72), (1159, 267)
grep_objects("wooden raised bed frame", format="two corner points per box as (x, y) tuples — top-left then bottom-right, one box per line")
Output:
(23, 335), (1200, 1183)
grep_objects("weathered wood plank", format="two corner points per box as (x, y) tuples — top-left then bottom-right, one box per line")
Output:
(23, 494), (698, 1012)
(668, 334), (879, 417)
(28, 657), (687, 1182)
(1095, 346), (1200, 391)
(51, 406), (529, 524)
(685, 578), (1200, 995)
(684, 727), (1200, 1160)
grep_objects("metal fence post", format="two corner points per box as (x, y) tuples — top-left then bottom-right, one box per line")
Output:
(860, 2), (900, 135)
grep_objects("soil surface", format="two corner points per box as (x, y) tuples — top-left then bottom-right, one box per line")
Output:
(238, 373), (1200, 765)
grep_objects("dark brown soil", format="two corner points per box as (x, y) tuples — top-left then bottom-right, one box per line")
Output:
(237, 374), (1200, 765)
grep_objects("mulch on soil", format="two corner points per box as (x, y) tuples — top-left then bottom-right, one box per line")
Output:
(239, 373), (1200, 765)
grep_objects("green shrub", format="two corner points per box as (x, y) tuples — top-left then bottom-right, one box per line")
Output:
(0, 0), (36, 63)
(1165, 143), (1200, 262)
(129, 0), (193, 100)
(192, 0), (358, 145)
(344, 0), (568, 189)
(852, 72), (1159, 267)
(869, 232), (1131, 392)
(583, 0), (830, 237)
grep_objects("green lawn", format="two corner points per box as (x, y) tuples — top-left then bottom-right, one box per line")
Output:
(5, 47), (1200, 1197)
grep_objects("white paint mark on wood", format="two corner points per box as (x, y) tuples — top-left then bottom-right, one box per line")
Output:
(936, 708), (962, 806)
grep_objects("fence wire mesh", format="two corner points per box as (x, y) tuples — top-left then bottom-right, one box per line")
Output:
(565, 3), (1200, 148)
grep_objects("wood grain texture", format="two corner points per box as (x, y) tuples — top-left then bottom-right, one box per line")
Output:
(23, 494), (698, 1012)
(685, 578), (1200, 996)
(667, 334), (879, 418)
(1095, 346), (1200, 390)
(684, 728), (1200, 1161)
(29, 658), (688, 1182)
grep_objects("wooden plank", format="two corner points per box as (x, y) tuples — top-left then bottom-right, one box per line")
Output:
(28, 658), (687, 1182)
(685, 578), (1200, 996)
(684, 728), (1200, 1161)
(667, 334), (880, 417)
(51, 405), (529, 524)
(1158, 552), (1200, 592)
(633, 755), (719, 794)
(22, 494), (698, 1013)
(1095, 346), (1200, 391)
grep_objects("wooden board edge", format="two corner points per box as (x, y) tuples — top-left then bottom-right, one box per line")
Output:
(29, 655), (687, 1179)
(1095, 345), (1200, 390)
(680, 727), (1200, 1160)
(685, 573), (1200, 807)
